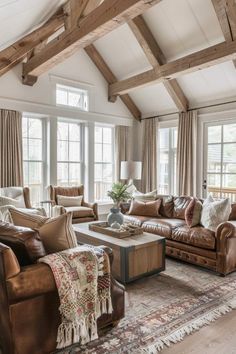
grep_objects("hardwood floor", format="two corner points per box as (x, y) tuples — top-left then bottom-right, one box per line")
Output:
(161, 310), (236, 354)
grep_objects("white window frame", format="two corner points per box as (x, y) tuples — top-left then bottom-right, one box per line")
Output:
(94, 124), (115, 203)
(157, 121), (178, 195)
(56, 83), (89, 112)
(57, 119), (84, 186)
(22, 115), (47, 204)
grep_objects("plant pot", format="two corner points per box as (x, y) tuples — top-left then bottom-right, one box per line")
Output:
(107, 207), (124, 226)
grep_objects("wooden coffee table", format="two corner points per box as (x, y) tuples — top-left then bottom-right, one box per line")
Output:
(73, 222), (165, 284)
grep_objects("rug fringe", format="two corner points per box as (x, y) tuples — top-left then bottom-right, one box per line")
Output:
(142, 299), (236, 354)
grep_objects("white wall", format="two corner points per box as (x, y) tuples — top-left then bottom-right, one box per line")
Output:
(0, 49), (133, 126)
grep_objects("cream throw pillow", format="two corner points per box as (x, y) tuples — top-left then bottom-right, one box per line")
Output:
(200, 195), (231, 231)
(8, 208), (78, 253)
(57, 195), (83, 207)
(0, 196), (23, 208)
(133, 189), (157, 202)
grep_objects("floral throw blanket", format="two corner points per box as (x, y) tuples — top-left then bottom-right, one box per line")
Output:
(39, 245), (113, 349)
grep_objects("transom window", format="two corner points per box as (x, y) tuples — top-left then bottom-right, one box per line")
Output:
(22, 117), (44, 205)
(57, 121), (82, 186)
(56, 84), (88, 111)
(94, 125), (114, 201)
(158, 126), (178, 195)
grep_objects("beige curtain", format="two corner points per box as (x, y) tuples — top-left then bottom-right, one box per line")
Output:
(141, 118), (157, 193)
(0, 109), (23, 187)
(115, 126), (130, 181)
(176, 110), (198, 196)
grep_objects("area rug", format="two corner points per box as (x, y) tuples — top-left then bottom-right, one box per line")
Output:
(56, 259), (236, 354)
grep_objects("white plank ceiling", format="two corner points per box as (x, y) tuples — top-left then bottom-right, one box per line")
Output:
(1, 0), (236, 117)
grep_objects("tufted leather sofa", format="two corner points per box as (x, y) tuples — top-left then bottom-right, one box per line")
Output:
(0, 222), (125, 354)
(122, 196), (236, 276)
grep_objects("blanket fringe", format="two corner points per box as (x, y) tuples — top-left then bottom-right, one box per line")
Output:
(141, 300), (236, 354)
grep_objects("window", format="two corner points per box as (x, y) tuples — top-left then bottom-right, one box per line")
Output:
(57, 121), (82, 186)
(94, 125), (114, 201)
(22, 117), (44, 205)
(56, 84), (88, 111)
(158, 126), (178, 195)
(205, 122), (236, 201)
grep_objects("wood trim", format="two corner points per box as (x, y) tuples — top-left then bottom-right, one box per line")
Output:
(64, 0), (90, 30)
(109, 39), (236, 96)
(129, 15), (188, 112)
(22, 0), (162, 82)
(85, 44), (141, 120)
(0, 9), (65, 78)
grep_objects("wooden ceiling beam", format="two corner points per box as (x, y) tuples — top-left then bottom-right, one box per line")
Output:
(129, 15), (188, 112)
(64, 0), (90, 30)
(85, 44), (141, 120)
(109, 39), (236, 96)
(22, 0), (162, 84)
(0, 9), (65, 78)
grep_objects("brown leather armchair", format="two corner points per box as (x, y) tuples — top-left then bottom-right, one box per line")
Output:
(0, 222), (125, 354)
(49, 185), (98, 223)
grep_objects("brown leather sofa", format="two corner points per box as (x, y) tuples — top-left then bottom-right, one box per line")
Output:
(49, 185), (98, 223)
(123, 196), (236, 276)
(0, 222), (124, 354)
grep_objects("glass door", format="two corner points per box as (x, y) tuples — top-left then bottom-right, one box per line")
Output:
(203, 122), (236, 202)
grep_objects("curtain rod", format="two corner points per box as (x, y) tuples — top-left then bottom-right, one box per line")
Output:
(141, 98), (236, 120)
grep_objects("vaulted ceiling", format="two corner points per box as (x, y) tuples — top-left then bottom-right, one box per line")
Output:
(0, 0), (236, 120)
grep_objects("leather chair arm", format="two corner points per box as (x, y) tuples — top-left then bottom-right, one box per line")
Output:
(0, 243), (20, 280)
(216, 221), (236, 274)
(83, 201), (98, 220)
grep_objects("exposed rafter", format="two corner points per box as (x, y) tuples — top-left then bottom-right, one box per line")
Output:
(64, 0), (90, 30)
(0, 8), (65, 78)
(128, 15), (188, 112)
(22, 0), (162, 85)
(85, 44), (141, 120)
(109, 40), (236, 96)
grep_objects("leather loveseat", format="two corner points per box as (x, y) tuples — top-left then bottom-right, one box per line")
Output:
(0, 222), (125, 354)
(122, 196), (236, 276)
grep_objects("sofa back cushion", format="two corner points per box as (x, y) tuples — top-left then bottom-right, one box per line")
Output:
(173, 196), (192, 219)
(0, 221), (46, 266)
(132, 189), (157, 202)
(50, 185), (84, 205)
(157, 195), (174, 218)
(128, 199), (162, 217)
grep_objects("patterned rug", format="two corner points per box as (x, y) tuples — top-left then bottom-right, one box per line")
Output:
(56, 259), (236, 354)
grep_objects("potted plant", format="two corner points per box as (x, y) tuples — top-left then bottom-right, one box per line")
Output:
(107, 182), (131, 226)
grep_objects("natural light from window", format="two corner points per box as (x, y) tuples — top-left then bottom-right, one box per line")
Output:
(56, 84), (88, 111)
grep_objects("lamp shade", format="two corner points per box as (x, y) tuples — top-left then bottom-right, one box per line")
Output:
(120, 161), (142, 180)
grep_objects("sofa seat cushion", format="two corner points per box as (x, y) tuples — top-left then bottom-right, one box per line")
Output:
(65, 206), (94, 218)
(142, 218), (186, 238)
(171, 226), (216, 250)
(123, 214), (151, 226)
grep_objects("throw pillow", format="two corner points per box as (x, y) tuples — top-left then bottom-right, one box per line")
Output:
(0, 196), (23, 208)
(132, 189), (158, 202)
(185, 198), (202, 227)
(8, 208), (78, 254)
(128, 199), (162, 217)
(200, 195), (231, 232)
(157, 194), (174, 218)
(57, 195), (83, 207)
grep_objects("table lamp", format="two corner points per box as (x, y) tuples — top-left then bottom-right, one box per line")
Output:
(120, 161), (142, 193)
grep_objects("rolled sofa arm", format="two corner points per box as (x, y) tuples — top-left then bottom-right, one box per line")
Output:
(216, 221), (236, 275)
(52, 205), (66, 217)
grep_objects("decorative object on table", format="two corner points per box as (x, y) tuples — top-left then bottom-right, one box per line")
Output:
(89, 221), (143, 238)
(107, 182), (132, 226)
(111, 221), (121, 229)
(120, 160), (142, 194)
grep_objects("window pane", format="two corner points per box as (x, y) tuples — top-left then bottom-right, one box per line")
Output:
(223, 144), (236, 173)
(69, 123), (80, 141)
(207, 144), (221, 172)
(103, 128), (112, 143)
(57, 163), (68, 185)
(28, 118), (42, 139)
(103, 164), (112, 182)
(28, 139), (42, 160)
(208, 125), (221, 143)
(58, 122), (68, 141)
(103, 144), (112, 162)
(28, 162), (42, 184)
(69, 163), (80, 185)
(69, 142), (80, 162)
(173, 127), (178, 148)
(58, 141), (68, 161)
(207, 174), (221, 187)
(95, 143), (102, 162)
(159, 128), (169, 149)
(57, 89), (67, 105)
(22, 118), (28, 138)
(95, 127), (102, 143)
(94, 164), (103, 181)
(23, 138), (28, 160)
(224, 124), (236, 143)
(222, 174), (236, 188)
(23, 161), (29, 185)
(56, 84), (88, 111)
